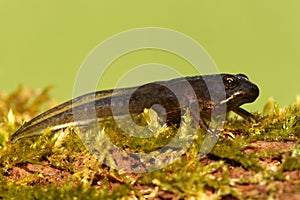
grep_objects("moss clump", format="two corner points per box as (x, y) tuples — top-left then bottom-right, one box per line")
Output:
(1, 87), (300, 199)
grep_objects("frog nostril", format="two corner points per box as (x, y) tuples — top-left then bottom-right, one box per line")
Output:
(236, 74), (249, 80)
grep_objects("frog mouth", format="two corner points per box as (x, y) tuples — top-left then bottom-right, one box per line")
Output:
(219, 90), (246, 105)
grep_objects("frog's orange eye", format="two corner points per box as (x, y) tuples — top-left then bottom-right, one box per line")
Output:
(224, 77), (237, 89)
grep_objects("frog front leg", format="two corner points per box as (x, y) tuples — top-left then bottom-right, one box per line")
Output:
(231, 107), (256, 121)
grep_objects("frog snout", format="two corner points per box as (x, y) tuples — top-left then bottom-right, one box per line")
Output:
(247, 83), (259, 102)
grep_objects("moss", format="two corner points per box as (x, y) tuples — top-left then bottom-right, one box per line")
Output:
(1, 87), (300, 199)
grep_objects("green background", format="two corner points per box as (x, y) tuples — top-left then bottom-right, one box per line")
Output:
(1, 0), (300, 112)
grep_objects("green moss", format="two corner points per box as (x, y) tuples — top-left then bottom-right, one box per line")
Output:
(1, 87), (300, 199)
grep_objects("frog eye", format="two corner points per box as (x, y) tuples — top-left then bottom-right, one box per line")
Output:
(224, 76), (238, 89)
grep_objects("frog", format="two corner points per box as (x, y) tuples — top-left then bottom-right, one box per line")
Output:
(10, 73), (259, 142)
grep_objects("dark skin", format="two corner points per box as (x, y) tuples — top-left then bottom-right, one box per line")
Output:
(10, 73), (259, 142)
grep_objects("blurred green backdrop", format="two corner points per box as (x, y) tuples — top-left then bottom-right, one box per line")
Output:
(1, 0), (300, 112)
